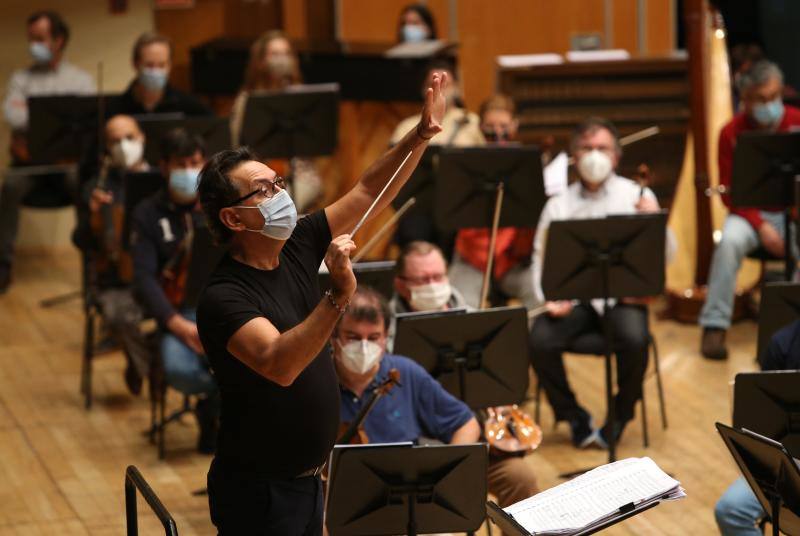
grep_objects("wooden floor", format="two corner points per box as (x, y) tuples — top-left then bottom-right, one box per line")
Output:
(0, 248), (759, 535)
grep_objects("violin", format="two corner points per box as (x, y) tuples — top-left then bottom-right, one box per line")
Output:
(484, 405), (542, 454)
(89, 159), (134, 283)
(336, 368), (401, 445)
(161, 212), (194, 308)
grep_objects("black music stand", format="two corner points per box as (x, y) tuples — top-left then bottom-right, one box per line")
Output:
(541, 212), (668, 463)
(325, 442), (487, 536)
(734, 371), (800, 459)
(239, 83), (339, 158)
(392, 145), (442, 247)
(135, 115), (231, 165)
(434, 146), (545, 231)
(393, 306), (530, 409)
(319, 260), (396, 300)
(757, 282), (800, 361)
(731, 131), (800, 281)
(716, 423), (800, 536)
(121, 172), (165, 250)
(27, 94), (122, 165)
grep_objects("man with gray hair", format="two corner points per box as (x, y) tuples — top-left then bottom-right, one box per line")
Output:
(699, 60), (800, 360)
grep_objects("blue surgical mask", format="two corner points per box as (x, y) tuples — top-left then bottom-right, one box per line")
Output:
(168, 168), (201, 203)
(402, 24), (428, 43)
(236, 189), (298, 240)
(752, 98), (784, 127)
(29, 42), (52, 64)
(139, 67), (168, 91)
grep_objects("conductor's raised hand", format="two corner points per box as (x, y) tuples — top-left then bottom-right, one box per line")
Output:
(417, 71), (448, 140)
(325, 234), (357, 301)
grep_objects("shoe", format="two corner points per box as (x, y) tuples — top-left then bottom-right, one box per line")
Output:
(701, 327), (728, 360)
(195, 397), (219, 455)
(123, 363), (143, 396)
(596, 420), (627, 450)
(569, 415), (595, 449)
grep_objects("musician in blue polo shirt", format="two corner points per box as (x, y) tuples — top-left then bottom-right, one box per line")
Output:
(334, 286), (540, 532)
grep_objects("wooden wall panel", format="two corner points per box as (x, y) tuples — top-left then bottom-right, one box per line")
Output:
(612, 0), (639, 52)
(648, 0), (676, 54)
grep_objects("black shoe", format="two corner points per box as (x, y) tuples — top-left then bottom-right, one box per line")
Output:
(123, 363), (143, 396)
(596, 420), (627, 450)
(701, 327), (728, 360)
(569, 415), (595, 449)
(195, 397), (219, 455)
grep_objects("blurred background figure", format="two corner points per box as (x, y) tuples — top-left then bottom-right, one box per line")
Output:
(396, 3), (438, 43)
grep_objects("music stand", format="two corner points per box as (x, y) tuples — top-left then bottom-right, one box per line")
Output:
(239, 83), (339, 159)
(393, 306), (530, 409)
(731, 131), (800, 280)
(135, 115), (231, 165)
(434, 146), (545, 231)
(319, 260), (396, 300)
(541, 212), (668, 463)
(716, 423), (800, 536)
(121, 172), (165, 250)
(27, 94), (122, 165)
(325, 442), (487, 536)
(757, 282), (800, 361)
(734, 371), (800, 459)
(392, 145), (441, 246)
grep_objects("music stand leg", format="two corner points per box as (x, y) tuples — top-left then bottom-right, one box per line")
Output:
(600, 259), (617, 463)
(771, 493), (780, 536)
(407, 492), (418, 536)
(784, 207), (793, 282)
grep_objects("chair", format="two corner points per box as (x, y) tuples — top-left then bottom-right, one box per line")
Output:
(533, 332), (667, 448)
(148, 345), (195, 460)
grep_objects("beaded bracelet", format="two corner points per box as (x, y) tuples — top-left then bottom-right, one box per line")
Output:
(324, 289), (350, 314)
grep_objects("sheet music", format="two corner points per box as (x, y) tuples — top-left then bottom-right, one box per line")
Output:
(504, 457), (684, 535)
(496, 53), (564, 68)
(543, 151), (569, 197)
(384, 40), (449, 58)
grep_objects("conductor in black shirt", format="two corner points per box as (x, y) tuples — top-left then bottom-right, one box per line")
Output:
(196, 73), (448, 535)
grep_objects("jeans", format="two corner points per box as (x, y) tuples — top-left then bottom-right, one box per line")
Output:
(449, 253), (538, 310)
(208, 459), (324, 536)
(715, 477), (764, 536)
(160, 309), (217, 397)
(529, 303), (649, 424)
(700, 212), (787, 330)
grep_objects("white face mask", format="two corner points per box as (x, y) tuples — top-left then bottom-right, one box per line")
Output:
(338, 339), (383, 375)
(409, 281), (451, 311)
(577, 149), (613, 184)
(110, 138), (144, 169)
(237, 188), (298, 240)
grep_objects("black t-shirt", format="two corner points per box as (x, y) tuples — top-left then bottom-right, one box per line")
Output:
(197, 210), (337, 478)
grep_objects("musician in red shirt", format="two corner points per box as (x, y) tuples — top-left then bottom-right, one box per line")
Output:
(700, 60), (800, 360)
(448, 94), (536, 309)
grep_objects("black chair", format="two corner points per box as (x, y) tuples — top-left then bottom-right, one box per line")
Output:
(533, 332), (667, 448)
(148, 344), (195, 460)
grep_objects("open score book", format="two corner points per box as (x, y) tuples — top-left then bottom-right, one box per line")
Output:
(498, 457), (685, 535)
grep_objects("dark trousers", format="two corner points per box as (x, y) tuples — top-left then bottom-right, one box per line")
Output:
(529, 303), (649, 425)
(208, 459), (324, 536)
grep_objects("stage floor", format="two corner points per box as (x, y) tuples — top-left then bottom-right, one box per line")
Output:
(0, 249), (759, 535)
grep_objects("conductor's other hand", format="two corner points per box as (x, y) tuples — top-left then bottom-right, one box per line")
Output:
(325, 234), (357, 300)
(418, 71), (448, 140)
(545, 300), (573, 318)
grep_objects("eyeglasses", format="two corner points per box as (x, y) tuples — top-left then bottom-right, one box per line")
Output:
(400, 273), (446, 286)
(227, 176), (286, 206)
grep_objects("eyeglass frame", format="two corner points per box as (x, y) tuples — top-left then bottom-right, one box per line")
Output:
(226, 175), (286, 207)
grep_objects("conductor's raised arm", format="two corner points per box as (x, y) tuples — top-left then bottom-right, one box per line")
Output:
(324, 72), (448, 238)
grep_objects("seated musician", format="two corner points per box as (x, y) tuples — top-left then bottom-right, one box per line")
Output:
(73, 114), (151, 394)
(390, 62), (485, 255)
(448, 94), (537, 309)
(111, 32), (211, 117)
(336, 286), (537, 513)
(529, 117), (663, 449)
(699, 59), (800, 360)
(0, 10), (95, 293)
(396, 3), (438, 43)
(229, 30), (322, 212)
(715, 319), (800, 535)
(130, 128), (218, 453)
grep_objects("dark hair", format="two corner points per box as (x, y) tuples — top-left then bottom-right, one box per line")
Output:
(397, 3), (438, 42)
(27, 11), (69, 49)
(396, 240), (447, 276)
(338, 286), (391, 331)
(569, 116), (622, 155)
(159, 128), (206, 162)
(198, 147), (258, 244)
(132, 31), (172, 64)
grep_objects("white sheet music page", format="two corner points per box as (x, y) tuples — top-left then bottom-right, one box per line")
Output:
(504, 457), (683, 535)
